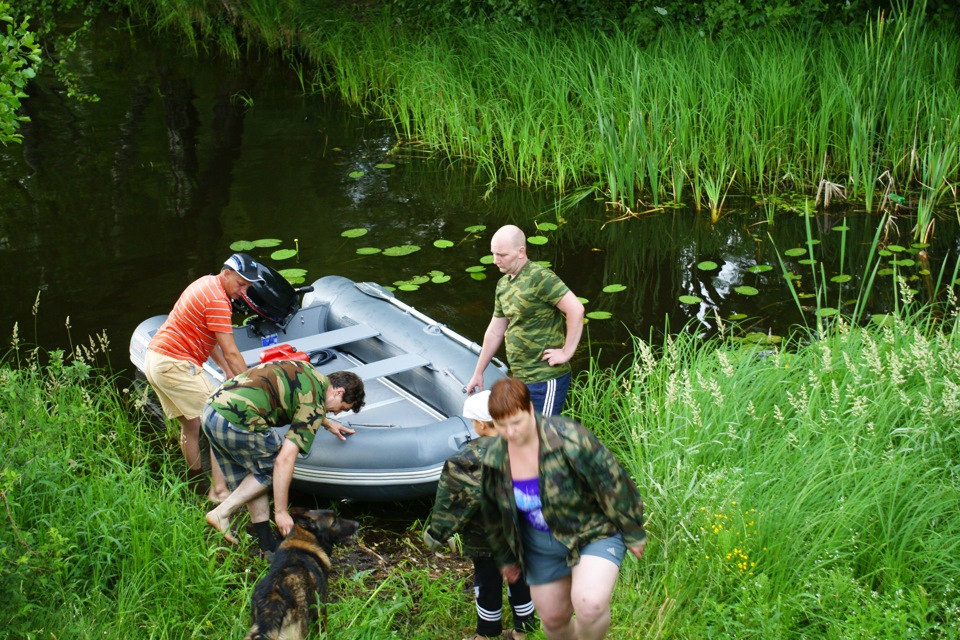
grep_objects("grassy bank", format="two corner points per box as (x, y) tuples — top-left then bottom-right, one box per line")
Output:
(4, 305), (960, 637)
(115, 1), (960, 227)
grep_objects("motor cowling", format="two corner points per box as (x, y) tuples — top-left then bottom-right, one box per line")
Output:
(233, 262), (301, 329)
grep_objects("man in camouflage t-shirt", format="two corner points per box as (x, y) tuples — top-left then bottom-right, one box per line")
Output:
(202, 361), (364, 552)
(467, 225), (585, 415)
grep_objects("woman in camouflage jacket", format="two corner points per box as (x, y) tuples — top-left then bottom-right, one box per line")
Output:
(480, 377), (646, 640)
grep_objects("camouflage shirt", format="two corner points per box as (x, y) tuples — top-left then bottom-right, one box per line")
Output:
(480, 414), (646, 570)
(425, 436), (496, 557)
(208, 360), (329, 454)
(494, 260), (571, 383)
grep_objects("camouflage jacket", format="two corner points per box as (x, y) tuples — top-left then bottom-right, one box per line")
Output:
(480, 414), (646, 570)
(208, 360), (329, 454)
(494, 260), (570, 383)
(425, 436), (495, 557)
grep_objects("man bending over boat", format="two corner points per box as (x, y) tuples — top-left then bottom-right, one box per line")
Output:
(202, 362), (365, 554)
(144, 253), (265, 502)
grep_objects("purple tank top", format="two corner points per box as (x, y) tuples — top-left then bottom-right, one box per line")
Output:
(513, 477), (550, 532)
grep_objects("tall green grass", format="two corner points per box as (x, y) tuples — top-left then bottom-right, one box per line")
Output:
(122, 1), (960, 218)
(570, 315), (960, 637)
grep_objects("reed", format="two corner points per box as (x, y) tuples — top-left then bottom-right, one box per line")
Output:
(120, 0), (960, 223)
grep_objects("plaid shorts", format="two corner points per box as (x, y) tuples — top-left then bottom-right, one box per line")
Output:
(201, 405), (283, 490)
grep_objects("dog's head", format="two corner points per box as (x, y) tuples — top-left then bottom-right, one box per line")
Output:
(288, 507), (360, 548)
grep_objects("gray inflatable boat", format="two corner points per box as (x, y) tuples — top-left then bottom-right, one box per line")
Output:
(129, 272), (507, 502)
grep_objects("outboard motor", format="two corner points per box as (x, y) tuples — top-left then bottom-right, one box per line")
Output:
(233, 262), (313, 334)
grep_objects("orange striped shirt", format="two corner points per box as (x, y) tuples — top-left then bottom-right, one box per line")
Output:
(149, 275), (234, 367)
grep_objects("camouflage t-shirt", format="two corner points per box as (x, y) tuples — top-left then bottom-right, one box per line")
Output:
(494, 260), (571, 383)
(208, 360), (329, 454)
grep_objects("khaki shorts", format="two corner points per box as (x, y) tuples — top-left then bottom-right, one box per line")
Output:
(144, 349), (218, 421)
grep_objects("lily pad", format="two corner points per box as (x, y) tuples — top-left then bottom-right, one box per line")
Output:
(798, 258), (817, 266)
(743, 332), (782, 345)
(697, 261), (718, 271)
(816, 307), (839, 317)
(383, 245), (421, 257)
(735, 286), (758, 296)
(375, 163), (396, 169)
(229, 240), (256, 251)
(342, 228), (368, 238)
(431, 274), (451, 284)
(252, 239), (282, 248)
(577, 297), (589, 304)
(833, 225), (850, 232)
(536, 222), (558, 231)
(397, 284), (419, 291)
(887, 244), (905, 253)
(528, 236), (548, 245)
(728, 313), (748, 321)
(480, 255), (495, 264)
(356, 247), (381, 255)
(348, 171), (365, 178)
(830, 274), (852, 283)
(433, 239), (454, 249)
(270, 249), (297, 261)
(679, 295), (702, 305)
(784, 248), (807, 257)
(602, 284), (627, 293)
(585, 311), (612, 320)
(465, 266), (486, 273)
(279, 268), (307, 278)
(465, 225), (487, 233)
(470, 272), (487, 281)
(748, 265), (773, 274)
(891, 258), (915, 267)
(878, 268), (895, 276)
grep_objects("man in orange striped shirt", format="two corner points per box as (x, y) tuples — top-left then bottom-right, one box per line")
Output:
(144, 253), (263, 501)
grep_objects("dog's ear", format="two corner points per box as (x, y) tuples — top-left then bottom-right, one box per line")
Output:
(290, 508), (323, 531)
(288, 506), (310, 519)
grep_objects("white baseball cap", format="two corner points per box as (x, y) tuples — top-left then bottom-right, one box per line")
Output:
(462, 390), (492, 422)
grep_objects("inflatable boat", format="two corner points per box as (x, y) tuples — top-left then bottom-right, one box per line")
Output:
(130, 269), (507, 502)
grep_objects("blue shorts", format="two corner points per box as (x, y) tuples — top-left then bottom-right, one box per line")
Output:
(526, 373), (571, 416)
(201, 405), (283, 490)
(519, 521), (626, 586)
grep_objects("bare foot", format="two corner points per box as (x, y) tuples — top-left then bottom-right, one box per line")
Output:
(205, 508), (238, 544)
(206, 488), (230, 504)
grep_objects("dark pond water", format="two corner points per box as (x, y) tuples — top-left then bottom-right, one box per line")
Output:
(4, 18), (960, 384)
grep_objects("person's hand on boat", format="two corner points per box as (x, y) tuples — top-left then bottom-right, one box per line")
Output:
(324, 420), (355, 441)
(466, 372), (485, 395)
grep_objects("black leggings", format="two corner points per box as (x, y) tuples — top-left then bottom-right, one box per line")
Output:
(473, 556), (537, 636)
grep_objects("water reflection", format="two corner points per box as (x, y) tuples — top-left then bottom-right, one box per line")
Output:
(2, 19), (958, 380)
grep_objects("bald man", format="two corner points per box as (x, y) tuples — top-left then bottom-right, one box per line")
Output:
(466, 225), (585, 415)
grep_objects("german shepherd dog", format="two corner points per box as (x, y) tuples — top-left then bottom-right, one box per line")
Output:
(244, 508), (360, 640)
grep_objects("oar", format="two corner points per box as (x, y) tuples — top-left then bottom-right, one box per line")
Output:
(354, 281), (507, 372)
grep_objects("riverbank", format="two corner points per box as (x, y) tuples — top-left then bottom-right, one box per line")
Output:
(3, 310), (959, 637)
(113, 1), (960, 233)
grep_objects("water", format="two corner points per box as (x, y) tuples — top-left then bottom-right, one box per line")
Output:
(3, 19), (959, 383)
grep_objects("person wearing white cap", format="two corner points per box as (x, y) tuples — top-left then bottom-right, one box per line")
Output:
(144, 253), (265, 502)
(423, 390), (537, 640)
